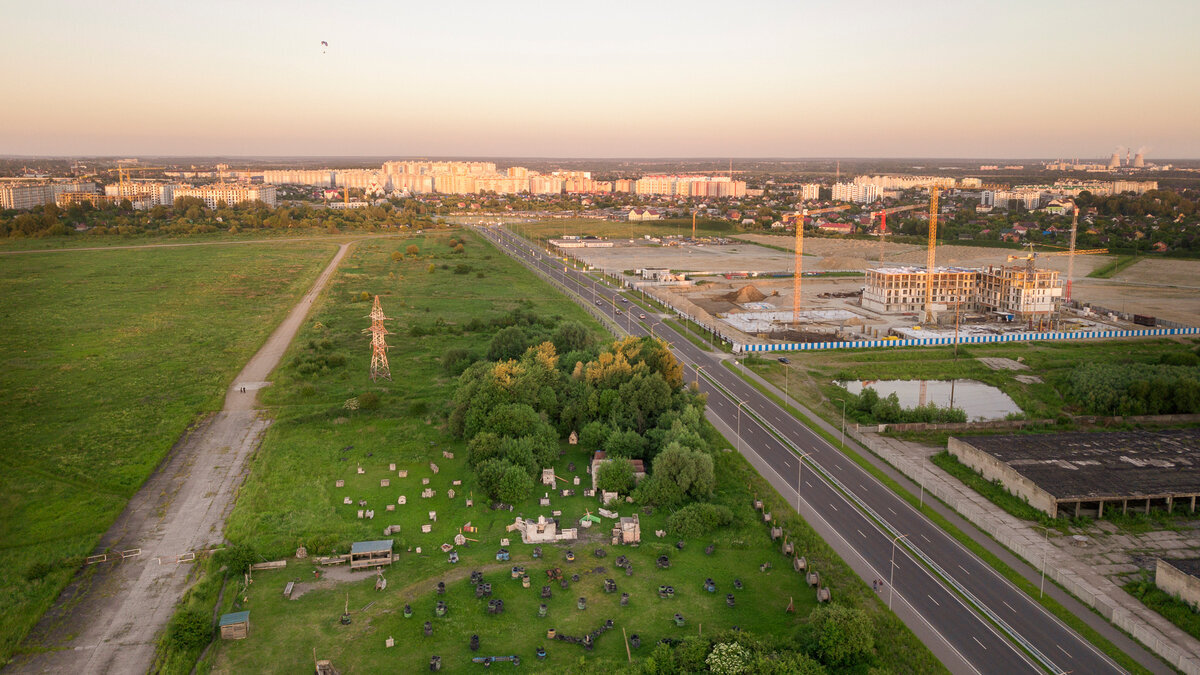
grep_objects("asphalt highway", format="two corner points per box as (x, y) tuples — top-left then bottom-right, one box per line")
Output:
(478, 225), (1127, 675)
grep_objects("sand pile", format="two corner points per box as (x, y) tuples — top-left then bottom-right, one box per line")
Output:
(727, 285), (767, 303)
(816, 256), (869, 270)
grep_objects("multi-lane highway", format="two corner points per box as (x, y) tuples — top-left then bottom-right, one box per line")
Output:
(478, 224), (1130, 675)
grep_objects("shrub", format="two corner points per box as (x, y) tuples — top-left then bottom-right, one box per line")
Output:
(443, 347), (475, 376)
(357, 391), (380, 410)
(707, 642), (751, 674)
(357, 291), (370, 302)
(454, 264), (471, 275)
(406, 244), (419, 256)
(810, 605), (874, 667)
(165, 608), (212, 652)
(666, 503), (733, 538)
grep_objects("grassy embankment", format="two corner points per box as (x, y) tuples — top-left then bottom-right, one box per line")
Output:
(194, 230), (944, 674)
(0, 242), (340, 665)
(1088, 256), (1142, 279)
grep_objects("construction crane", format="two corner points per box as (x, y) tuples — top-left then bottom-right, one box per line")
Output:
(791, 205), (851, 325)
(924, 188), (940, 323)
(1005, 246), (1108, 274)
(104, 165), (166, 199)
(869, 203), (927, 263)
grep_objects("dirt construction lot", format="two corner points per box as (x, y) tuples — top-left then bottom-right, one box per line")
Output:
(707, 235), (1200, 327)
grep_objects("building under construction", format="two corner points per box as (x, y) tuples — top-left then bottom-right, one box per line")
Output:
(861, 264), (1062, 321)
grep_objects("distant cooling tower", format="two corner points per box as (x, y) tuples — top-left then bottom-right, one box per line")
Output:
(1133, 151), (1145, 168)
(1108, 152), (1121, 169)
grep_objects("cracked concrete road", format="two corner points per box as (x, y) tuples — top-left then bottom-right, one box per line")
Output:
(9, 242), (352, 675)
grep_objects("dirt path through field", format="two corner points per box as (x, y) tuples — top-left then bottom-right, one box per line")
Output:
(9, 242), (353, 675)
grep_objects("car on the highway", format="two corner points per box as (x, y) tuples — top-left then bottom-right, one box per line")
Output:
(639, 313), (646, 319)
(615, 309), (622, 315)
(596, 300), (602, 305)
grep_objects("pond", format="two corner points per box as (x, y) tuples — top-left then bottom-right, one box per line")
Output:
(835, 379), (1021, 421)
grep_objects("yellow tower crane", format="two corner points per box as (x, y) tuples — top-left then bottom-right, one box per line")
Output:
(923, 188), (940, 323)
(791, 205), (851, 325)
(104, 165), (166, 200)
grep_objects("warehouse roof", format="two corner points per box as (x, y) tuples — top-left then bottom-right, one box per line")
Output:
(958, 429), (1200, 501)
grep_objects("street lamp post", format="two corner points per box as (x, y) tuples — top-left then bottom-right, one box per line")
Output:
(794, 451), (811, 513)
(736, 400), (748, 455)
(1036, 525), (1051, 597)
(889, 534), (908, 609)
(835, 398), (847, 448)
(694, 364), (705, 388)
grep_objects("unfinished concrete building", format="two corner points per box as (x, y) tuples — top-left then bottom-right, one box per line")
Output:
(977, 265), (1062, 319)
(861, 264), (1062, 322)
(861, 266), (979, 315)
(948, 430), (1200, 519)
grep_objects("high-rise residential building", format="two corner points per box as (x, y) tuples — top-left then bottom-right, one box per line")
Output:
(0, 182), (55, 210)
(799, 183), (821, 201)
(174, 184), (277, 209)
(832, 182), (879, 204)
(529, 175), (563, 195)
(262, 170), (335, 187)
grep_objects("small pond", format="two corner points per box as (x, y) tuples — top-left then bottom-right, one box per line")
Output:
(835, 379), (1021, 421)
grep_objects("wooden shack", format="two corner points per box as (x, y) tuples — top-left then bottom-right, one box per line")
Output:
(219, 610), (250, 640)
(350, 539), (394, 571)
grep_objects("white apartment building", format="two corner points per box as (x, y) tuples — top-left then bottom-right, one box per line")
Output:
(105, 181), (181, 207)
(852, 175), (956, 190)
(799, 183), (821, 201)
(0, 182), (55, 210)
(174, 184), (277, 208)
(832, 182), (880, 204)
(262, 169), (335, 187)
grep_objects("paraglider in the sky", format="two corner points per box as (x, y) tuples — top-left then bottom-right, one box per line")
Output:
(321, 40), (328, 54)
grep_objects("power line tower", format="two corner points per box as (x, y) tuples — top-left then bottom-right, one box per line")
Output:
(365, 295), (392, 382)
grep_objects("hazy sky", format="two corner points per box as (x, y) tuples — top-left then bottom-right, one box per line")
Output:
(3, 0), (1198, 158)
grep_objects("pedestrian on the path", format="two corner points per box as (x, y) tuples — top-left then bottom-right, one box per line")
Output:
(872, 579), (877, 591)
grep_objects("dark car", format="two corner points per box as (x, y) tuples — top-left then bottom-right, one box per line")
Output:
(777, 357), (790, 364)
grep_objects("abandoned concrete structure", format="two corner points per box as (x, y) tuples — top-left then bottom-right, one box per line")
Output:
(948, 430), (1200, 518)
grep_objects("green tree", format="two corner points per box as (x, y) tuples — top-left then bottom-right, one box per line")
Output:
(604, 428), (647, 459)
(651, 442), (715, 500)
(596, 457), (636, 494)
(165, 608), (212, 651)
(810, 605), (874, 667)
(495, 462), (533, 503)
(551, 320), (594, 354)
(487, 326), (529, 361)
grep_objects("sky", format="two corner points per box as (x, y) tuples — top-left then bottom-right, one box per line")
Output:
(2, 0), (1199, 158)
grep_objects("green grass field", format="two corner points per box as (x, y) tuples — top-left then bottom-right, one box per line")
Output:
(748, 338), (1200, 432)
(202, 230), (945, 674)
(0, 242), (340, 664)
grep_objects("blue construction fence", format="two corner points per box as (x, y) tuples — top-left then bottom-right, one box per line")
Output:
(735, 326), (1200, 353)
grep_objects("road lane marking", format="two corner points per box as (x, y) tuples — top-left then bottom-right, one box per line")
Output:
(920, 534), (931, 543)
(1002, 601), (1016, 613)
(927, 594), (940, 606)
(829, 503), (838, 512)
(1056, 645), (1071, 658)
(857, 529), (866, 538)
(886, 507), (897, 515)
(804, 481), (812, 487)
(972, 637), (987, 650)
(958, 564), (970, 575)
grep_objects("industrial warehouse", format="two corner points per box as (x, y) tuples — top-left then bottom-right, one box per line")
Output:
(948, 430), (1200, 519)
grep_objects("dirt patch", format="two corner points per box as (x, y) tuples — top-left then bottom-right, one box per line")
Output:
(727, 285), (766, 303)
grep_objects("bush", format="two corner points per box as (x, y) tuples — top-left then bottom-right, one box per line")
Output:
(810, 605), (874, 667)
(707, 642), (751, 674)
(454, 264), (471, 275)
(406, 244), (419, 256)
(357, 391), (380, 410)
(442, 347), (475, 376)
(165, 608), (212, 652)
(666, 503), (733, 538)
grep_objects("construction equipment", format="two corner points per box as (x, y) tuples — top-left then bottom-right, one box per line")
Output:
(104, 165), (166, 199)
(1005, 246), (1108, 274)
(870, 204), (926, 262)
(791, 205), (851, 325)
(924, 188), (940, 323)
